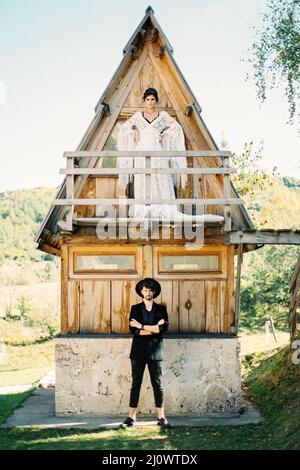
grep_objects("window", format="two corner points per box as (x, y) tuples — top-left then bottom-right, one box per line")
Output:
(74, 254), (136, 273)
(159, 254), (220, 273)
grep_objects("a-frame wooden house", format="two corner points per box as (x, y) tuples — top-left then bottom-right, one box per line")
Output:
(35, 6), (300, 416)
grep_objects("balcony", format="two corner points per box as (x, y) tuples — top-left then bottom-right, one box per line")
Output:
(54, 150), (243, 232)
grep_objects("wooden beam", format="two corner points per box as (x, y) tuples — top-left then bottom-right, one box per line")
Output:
(66, 151), (232, 159)
(229, 230), (300, 245)
(227, 245), (235, 333)
(63, 150), (232, 158)
(288, 252), (300, 338)
(53, 198), (244, 206)
(57, 157), (74, 231)
(39, 243), (61, 257)
(60, 244), (69, 333)
(234, 243), (243, 334)
(120, 106), (177, 117)
(223, 155), (232, 232)
(145, 155), (151, 217)
(94, 43), (140, 113)
(59, 167), (237, 175)
(73, 217), (224, 225)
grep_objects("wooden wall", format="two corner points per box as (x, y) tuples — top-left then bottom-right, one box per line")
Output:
(61, 243), (236, 335)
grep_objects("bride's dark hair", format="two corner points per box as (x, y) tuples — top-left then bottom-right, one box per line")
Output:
(143, 87), (159, 102)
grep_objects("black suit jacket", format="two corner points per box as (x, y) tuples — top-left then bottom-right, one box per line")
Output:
(129, 302), (169, 361)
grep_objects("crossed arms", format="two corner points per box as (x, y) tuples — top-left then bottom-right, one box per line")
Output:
(129, 318), (165, 336)
(129, 306), (169, 337)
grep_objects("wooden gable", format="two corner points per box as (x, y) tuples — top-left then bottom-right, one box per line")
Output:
(35, 5), (255, 253)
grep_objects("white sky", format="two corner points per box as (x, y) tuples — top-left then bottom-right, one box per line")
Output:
(0, 0), (299, 192)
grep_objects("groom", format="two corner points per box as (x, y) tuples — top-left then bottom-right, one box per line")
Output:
(120, 277), (171, 429)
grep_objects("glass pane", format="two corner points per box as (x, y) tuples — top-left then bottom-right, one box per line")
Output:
(76, 255), (135, 271)
(100, 121), (121, 167)
(161, 255), (219, 271)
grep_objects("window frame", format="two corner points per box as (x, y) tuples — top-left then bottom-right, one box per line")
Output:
(158, 253), (221, 274)
(153, 246), (227, 280)
(69, 245), (142, 279)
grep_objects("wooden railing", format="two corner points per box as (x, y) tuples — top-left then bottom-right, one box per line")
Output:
(54, 151), (243, 231)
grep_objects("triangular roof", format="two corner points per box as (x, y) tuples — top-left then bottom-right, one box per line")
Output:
(35, 5), (255, 249)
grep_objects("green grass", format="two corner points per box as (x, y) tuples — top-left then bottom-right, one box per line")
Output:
(0, 340), (54, 387)
(0, 391), (33, 426)
(0, 341), (299, 450)
(241, 342), (300, 449)
(0, 425), (279, 451)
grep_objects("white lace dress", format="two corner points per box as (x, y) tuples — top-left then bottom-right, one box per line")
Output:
(116, 110), (189, 219)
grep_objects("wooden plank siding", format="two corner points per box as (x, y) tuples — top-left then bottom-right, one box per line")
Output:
(60, 243), (236, 335)
(111, 280), (140, 333)
(79, 280), (111, 333)
(156, 280), (180, 333)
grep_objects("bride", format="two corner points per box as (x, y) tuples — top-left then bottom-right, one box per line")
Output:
(116, 87), (193, 220)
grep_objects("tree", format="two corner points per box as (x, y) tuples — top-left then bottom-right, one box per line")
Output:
(220, 136), (278, 226)
(246, 0), (300, 125)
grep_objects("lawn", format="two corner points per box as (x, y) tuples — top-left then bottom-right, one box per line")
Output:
(0, 340), (54, 387)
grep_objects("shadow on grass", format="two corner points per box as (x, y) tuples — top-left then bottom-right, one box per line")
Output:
(4, 334), (55, 347)
(0, 423), (268, 451)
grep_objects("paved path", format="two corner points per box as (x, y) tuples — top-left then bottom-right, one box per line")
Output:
(1, 388), (264, 429)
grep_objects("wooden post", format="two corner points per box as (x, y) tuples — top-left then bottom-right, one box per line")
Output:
(234, 243), (243, 334)
(58, 157), (74, 231)
(145, 154), (151, 218)
(223, 155), (232, 231)
(60, 244), (69, 333)
(66, 156), (74, 230)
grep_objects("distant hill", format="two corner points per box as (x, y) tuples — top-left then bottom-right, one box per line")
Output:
(0, 187), (57, 264)
(0, 187), (59, 285)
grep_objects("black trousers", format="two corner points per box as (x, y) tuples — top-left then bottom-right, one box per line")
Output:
(129, 359), (164, 408)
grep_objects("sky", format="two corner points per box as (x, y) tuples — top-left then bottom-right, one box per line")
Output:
(0, 0), (299, 192)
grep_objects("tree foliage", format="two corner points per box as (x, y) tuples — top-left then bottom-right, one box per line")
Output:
(0, 187), (59, 285)
(220, 137), (278, 226)
(247, 0), (300, 124)
(240, 245), (299, 329)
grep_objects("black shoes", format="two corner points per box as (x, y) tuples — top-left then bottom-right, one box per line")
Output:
(119, 416), (136, 428)
(157, 417), (172, 429)
(119, 416), (172, 429)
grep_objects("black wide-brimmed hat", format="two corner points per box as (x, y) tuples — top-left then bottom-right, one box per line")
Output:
(135, 277), (161, 298)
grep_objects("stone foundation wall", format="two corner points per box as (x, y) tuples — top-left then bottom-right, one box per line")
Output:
(55, 336), (241, 416)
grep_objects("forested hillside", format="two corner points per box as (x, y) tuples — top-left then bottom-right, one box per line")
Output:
(0, 187), (59, 286)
